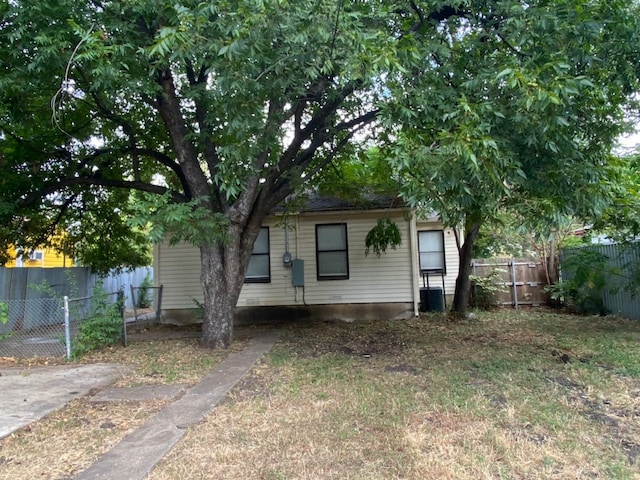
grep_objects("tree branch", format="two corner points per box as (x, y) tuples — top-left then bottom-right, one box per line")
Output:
(84, 147), (192, 198)
(155, 67), (211, 202)
(185, 63), (225, 211)
(21, 177), (185, 208)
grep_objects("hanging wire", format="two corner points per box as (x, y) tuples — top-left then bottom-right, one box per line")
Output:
(51, 24), (95, 136)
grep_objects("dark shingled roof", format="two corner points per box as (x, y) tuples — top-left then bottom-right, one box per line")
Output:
(273, 193), (406, 213)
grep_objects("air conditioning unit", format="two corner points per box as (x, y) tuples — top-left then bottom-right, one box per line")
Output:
(28, 250), (44, 262)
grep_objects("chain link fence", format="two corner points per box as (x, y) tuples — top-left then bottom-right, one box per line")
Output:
(0, 298), (66, 358)
(0, 291), (127, 360)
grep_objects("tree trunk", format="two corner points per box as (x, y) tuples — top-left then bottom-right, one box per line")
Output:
(199, 219), (263, 348)
(452, 221), (482, 315)
(199, 245), (239, 348)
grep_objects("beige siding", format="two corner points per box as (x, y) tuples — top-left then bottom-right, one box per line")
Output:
(155, 210), (458, 310)
(154, 240), (201, 309)
(239, 211), (414, 306)
(237, 217), (295, 306)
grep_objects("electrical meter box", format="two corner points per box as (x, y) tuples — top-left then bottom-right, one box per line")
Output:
(292, 259), (304, 286)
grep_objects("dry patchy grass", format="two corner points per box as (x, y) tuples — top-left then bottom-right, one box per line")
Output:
(2, 312), (640, 479)
(0, 323), (247, 480)
(149, 310), (640, 480)
(0, 398), (168, 480)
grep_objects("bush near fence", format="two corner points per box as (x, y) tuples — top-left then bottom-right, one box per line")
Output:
(560, 243), (640, 319)
(0, 290), (127, 360)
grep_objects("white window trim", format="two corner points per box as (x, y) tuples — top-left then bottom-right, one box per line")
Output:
(316, 223), (349, 280)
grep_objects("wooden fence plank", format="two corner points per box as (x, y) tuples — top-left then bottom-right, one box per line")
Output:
(472, 257), (549, 307)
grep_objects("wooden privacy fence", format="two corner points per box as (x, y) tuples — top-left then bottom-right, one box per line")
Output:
(471, 257), (549, 307)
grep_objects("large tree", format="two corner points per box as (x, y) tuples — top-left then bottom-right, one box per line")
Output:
(1, 1), (638, 344)
(384, 0), (640, 313)
(0, 0), (435, 347)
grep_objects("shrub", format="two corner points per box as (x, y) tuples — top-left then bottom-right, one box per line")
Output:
(545, 247), (610, 314)
(0, 302), (9, 341)
(470, 268), (507, 310)
(136, 272), (153, 309)
(72, 282), (123, 358)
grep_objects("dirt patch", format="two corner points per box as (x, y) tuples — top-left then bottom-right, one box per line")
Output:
(461, 330), (554, 349)
(219, 367), (275, 406)
(508, 424), (548, 445)
(619, 438), (640, 464)
(385, 364), (420, 375)
(126, 323), (201, 342)
(544, 374), (583, 390)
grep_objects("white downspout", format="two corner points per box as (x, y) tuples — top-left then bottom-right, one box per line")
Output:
(409, 211), (420, 316)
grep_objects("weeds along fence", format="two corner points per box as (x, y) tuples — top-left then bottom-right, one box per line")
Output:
(0, 290), (126, 360)
(560, 243), (640, 319)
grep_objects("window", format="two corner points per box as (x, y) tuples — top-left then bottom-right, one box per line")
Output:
(28, 250), (44, 262)
(418, 230), (445, 273)
(245, 227), (270, 283)
(316, 223), (349, 280)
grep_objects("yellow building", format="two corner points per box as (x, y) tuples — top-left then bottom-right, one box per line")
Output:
(4, 245), (73, 268)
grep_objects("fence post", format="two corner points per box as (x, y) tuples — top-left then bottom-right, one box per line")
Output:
(130, 284), (138, 323)
(510, 259), (519, 309)
(118, 289), (127, 347)
(63, 296), (71, 360)
(156, 285), (163, 322)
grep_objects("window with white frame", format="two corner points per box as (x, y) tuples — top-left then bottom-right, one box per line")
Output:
(316, 223), (349, 280)
(245, 227), (270, 283)
(418, 230), (446, 273)
(28, 250), (44, 262)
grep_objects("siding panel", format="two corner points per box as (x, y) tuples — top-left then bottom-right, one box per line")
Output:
(157, 211), (458, 310)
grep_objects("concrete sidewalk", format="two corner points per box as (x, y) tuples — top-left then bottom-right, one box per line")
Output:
(75, 329), (281, 480)
(0, 363), (126, 440)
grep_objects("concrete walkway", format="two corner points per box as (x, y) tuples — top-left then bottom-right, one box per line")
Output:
(0, 363), (126, 440)
(75, 329), (281, 480)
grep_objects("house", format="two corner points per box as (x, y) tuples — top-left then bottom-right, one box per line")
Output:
(154, 195), (459, 324)
(3, 245), (73, 268)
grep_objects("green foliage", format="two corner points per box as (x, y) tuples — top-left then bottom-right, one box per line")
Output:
(72, 282), (123, 358)
(592, 153), (640, 243)
(1, 0), (639, 342)
(68, 200), (153, 275)
(545, 249), (611, 314)
(474, 211), (589, 259)
(383, 0), (640, 312)
(136, 272), (153, 309)
(129, 193), (229, 248)
(317, 148), (399, 200)
(470, 269), (507, 310)
(365, 218), (402, 257)
(0, 302), (9, 341)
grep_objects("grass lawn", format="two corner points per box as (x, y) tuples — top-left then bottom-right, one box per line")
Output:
(2, 310), (640, 479)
